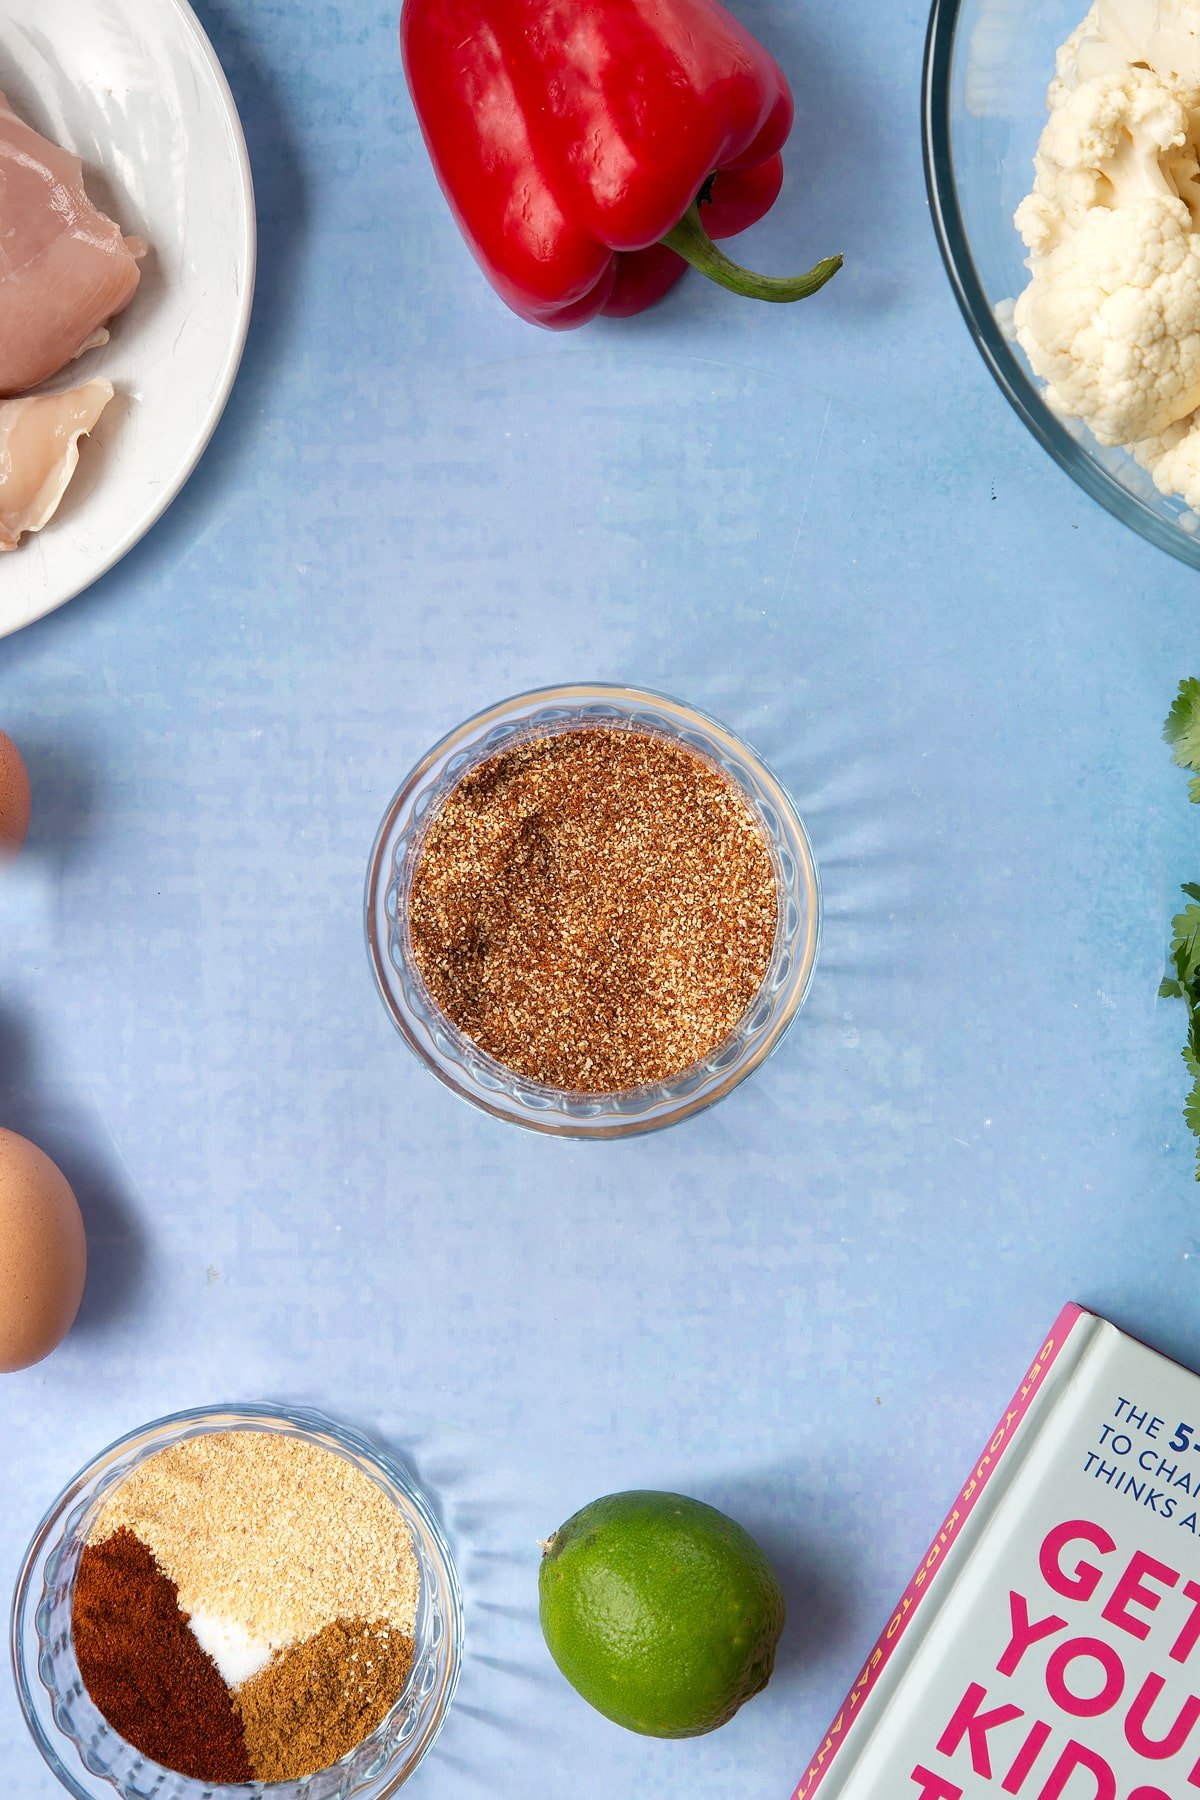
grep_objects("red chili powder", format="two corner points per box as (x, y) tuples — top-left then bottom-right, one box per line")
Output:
(71, 1527), (252, 1782)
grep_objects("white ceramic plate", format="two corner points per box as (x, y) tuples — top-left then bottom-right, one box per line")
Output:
(0, 0), (255, 637)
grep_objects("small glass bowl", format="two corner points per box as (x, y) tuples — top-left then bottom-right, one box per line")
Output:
(11, 1404), (463, 1800)
(923, 0), (1200, 567)
(364, 682), (821, 1138)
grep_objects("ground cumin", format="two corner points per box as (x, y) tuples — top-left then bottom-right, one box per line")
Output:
(236, 1616), (415, 1781)
(408, 726), (779, 1092)
(71, 1528), (252, 1783)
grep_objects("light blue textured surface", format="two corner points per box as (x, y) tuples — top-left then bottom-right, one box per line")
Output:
(3, 1), (1200, 1795)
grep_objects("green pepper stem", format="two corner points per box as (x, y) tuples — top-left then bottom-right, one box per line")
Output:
(660, 203), (842, 304)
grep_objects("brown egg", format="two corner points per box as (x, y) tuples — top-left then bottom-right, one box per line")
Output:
(0, 1129), (87, 1372)
(0, 730), (31, 857)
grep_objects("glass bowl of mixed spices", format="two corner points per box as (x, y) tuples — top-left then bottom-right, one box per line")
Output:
(11, 1403), (463, 1800)
(365, 683), (821, 1137)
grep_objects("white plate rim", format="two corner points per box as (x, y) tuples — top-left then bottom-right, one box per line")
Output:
(0, 0), (258, 640)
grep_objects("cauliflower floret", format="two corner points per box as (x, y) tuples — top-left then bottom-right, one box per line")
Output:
(1014, 6), (1200, 506)
(1096, 0), (1200, 88)
(1049, 7), (1107, 105)
(1054, 2), (1200, 92)
(1131, 406), (1200, 505)
(1045, 8), (1200, 205)
(1016, 68), (1191, 253)
(1015, 193), (1200, 442)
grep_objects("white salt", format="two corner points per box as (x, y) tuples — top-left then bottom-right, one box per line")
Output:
(188, 1609), (275, 1687)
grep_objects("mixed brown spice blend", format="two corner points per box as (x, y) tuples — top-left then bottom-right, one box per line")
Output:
(408, 726), (779, 1092)
(72, 1431), (420, 1784)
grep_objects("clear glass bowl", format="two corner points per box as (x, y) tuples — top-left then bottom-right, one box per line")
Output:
(923, 0), (1200, 567)
(11, 1404), (463, 1800)
(365, 683), (821, 1138)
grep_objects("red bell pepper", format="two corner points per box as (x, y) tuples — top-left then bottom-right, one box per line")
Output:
(400, 0), (842, 329)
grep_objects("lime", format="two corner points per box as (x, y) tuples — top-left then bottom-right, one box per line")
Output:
(538, 1489), (785, 1737)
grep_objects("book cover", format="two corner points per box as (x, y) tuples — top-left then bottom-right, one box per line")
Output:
(794, 1305), (1200, 1800)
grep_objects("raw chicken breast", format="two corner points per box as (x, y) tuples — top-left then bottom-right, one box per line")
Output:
(0, 379), (113, 551)
(0, 91), (143, 396)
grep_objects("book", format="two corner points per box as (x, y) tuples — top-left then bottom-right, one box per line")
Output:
(793, 1305), (1200, 1800)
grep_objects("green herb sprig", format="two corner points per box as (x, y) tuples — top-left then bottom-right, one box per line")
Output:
(1161, 678), (1200, 1176)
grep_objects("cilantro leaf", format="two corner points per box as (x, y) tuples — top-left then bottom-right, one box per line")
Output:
(1184, 1081), (1200, 1138)
(1165, 677), (1200, 773)
(1161, 682), (1200, 1178)
(1169, 902), (1200, 979)
(1161, 906), (1200, 1179)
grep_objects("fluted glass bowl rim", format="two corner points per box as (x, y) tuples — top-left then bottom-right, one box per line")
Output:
(922, 0), (1200, 570)
(364, 682), (821, 1139)
(11, 1402), (463, 1800)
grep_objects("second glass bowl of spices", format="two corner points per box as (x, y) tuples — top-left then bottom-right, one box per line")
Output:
(12, 1403), (463, 1800)
(365, 683), (821, 1137)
